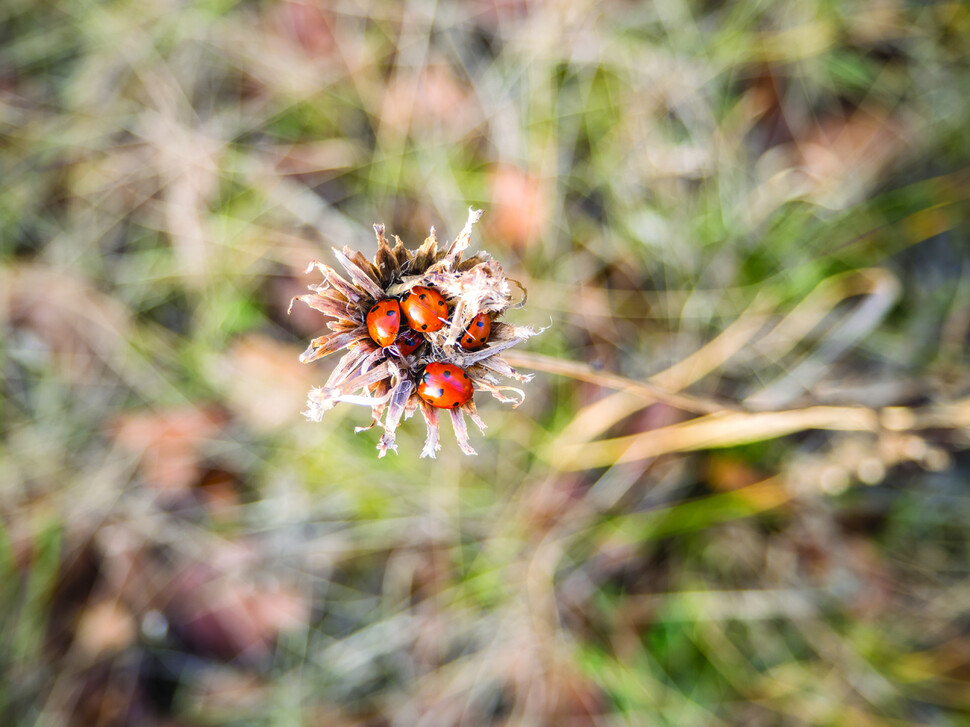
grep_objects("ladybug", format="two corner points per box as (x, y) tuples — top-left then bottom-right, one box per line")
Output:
(366, 299), (401, 347)
(417, 362), (473, 409)
(401, 286), (448, 333)
(459, 311), (491, 350)
(393, 326), (424, 357)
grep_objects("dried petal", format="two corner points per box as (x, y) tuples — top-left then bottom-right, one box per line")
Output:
(377, 379), (414, 458)
(331, 247), (385, 299)
(355, 378), (392, 432)
(289, 293), (359, 322)
(419, 401), (441, 459)
(292, 208), (541, 455)
(467, 371), (526, 406)
(299, 329), (369, 363)
(326, 344), (381, 389)
(410, 228), (440, 274)
(473, 353), (534, 383)
(464, 400), (488, 433)
(303, 361), (396, 421)
(373, 224), (402, 285)
(304, 260), (365, 303)
(441, 207), (484, 266)
(449, 407), (477, 456)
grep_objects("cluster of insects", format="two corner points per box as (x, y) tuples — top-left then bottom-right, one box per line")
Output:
(365, 287), (490, 409)
(293, 208), (540, 457)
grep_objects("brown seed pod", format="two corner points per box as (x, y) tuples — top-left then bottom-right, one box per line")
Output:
(289, 208), (543, 457)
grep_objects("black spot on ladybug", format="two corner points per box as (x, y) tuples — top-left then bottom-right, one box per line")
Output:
(443, 370), (450, 377)
(437, 389), (444, 397)
(477, 320), (484, 327)
(421, 324), (428, 330)
(387, 310), (395, 316)
(462, 372), (469, 379)
(437, 300), (444, 306)
(419, 293), (426, 300)
(452, 402), (460, 408)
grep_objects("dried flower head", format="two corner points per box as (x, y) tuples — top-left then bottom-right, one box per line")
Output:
(290, 208), (541, 457)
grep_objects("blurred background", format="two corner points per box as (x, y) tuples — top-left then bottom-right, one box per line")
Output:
(3, 0), (970, 724)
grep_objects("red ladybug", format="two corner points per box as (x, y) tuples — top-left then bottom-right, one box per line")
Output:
(393, 327), (424, 357)
(401, 286), (448, 333)
(366, 299), (401, 347)
(459, 311), (491, 350)
(418, 362), (473, 409)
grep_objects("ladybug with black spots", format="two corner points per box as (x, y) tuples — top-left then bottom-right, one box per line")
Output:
(459, 311), (491, 350)
(366, 299), (401, 347)
(418, 362), (473, 409)
(393, 326), (424, 357)
(401, 286), (448, 332)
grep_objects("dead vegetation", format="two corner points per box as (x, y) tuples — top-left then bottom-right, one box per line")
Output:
(3, 0), (970, 725)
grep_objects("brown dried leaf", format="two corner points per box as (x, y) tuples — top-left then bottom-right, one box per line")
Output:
(2, 264), (131, 382)
(271, 139), (357, 175)
(74, 600), (137, 658)
(112, 407), (225, 494)
(797, 107), (907, 187)
(215, 334), (318, 432)
(380, 65), (477, 135)
(488, 165), (549, 248)
(270, 0), (335, 58)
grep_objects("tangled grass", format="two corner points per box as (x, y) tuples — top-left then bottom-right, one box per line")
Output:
(2, 0), (970, 725)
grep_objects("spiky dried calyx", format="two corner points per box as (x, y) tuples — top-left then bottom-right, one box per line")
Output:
(290, 208), (542, 458)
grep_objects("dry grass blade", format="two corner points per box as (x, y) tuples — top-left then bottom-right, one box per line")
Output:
(650, 290), (776, 392)
(551, 406), (880, 471)
(549, 396), (970, 471)
(5, 1), (970, 725)
(744, 268), (901, 408)
(502, 351), (732, 415)
(519, 266), (909, 471)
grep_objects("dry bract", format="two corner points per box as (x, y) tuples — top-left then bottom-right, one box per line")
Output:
(291, 208), (542, 457)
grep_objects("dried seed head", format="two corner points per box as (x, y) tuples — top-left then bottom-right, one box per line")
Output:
(290, 207), (543, 457)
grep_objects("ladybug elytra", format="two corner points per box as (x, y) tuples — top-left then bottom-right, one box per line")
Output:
(401, 286), (448, 333)
(366, 299), (401, 347)
(393, 326), (424, 357)
(418, 362), (473, 409)
(459, 311), (491, 350)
